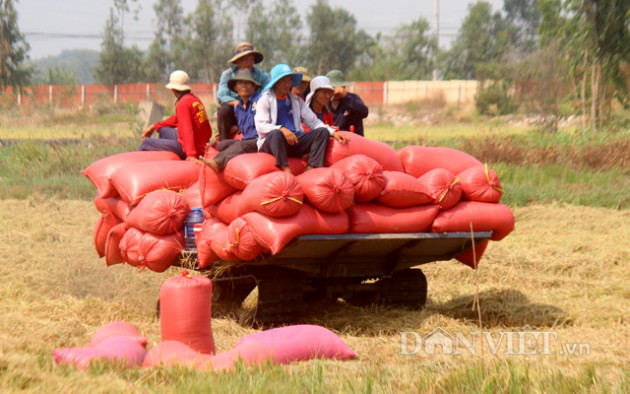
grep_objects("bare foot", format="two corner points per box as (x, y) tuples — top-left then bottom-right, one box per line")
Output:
(303, 165), (314, 172)
(204, 158), (220, 173)
(281, 166), (292, 174)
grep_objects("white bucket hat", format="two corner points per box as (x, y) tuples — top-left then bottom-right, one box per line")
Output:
(165, 70), (191, 91)
(305, 76), (334, 105)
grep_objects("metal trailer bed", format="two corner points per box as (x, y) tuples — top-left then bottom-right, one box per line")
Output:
(178, 231), (492, 325)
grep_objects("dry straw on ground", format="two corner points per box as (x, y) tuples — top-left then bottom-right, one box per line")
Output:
(0, 198), (628, 392)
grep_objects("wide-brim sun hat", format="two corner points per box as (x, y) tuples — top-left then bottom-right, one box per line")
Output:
(293, 67), (312, 83)
(305, 76), (334, 105)
(326, 69), (352, 87)
(228, 42), (264, 64)
(264, 64), (303, 91)
(228, 68), (262, 92)
(165, 70), (191, 91)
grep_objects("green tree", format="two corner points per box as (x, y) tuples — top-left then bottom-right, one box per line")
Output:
(306, 0), (366, 75)
(179, 0), (234, 83)
(387, 16), (437, 80)
(0, 0), (31, 90)
(143, 0), (185, 82)
(503, 0), (542, 53)
(440, 1), (511, 80)
(246, 0), (304, 68)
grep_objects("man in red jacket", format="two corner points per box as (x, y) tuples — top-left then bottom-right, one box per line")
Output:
(139, 70), (212, 159)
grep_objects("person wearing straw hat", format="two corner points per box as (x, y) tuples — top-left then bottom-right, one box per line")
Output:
(326, 69), (369, 136)
(139, 70), (212, 159)
(204, 69), (261, 172)
(216, 42), (270, 141)
(255, 64), (348, 173)
(305, 76), (335, 127)
(291, 66), (312, 101)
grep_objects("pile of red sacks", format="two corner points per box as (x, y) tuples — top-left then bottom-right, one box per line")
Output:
(83, 132), (514, 272)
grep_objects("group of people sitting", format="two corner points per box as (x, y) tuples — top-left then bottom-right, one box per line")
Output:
(139, 42), (369, 173)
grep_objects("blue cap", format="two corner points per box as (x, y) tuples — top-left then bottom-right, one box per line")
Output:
(264, 64), (302, 92)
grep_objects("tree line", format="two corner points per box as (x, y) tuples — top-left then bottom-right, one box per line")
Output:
(1, 0), (629, 128)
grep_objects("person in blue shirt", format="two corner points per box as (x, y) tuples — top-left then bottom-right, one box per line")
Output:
(255, 64), (348, 173)
(216, 42), (270, 141)
(205, 69), (261, 172)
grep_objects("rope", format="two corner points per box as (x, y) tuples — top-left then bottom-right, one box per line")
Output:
(260, 196), (303, 206)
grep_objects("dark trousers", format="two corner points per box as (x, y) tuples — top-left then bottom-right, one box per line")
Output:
(217, 103), (237, 141)
(261, 128), (330, 168)
(214, 139), (258, 170)
(138, 127), (185, 159)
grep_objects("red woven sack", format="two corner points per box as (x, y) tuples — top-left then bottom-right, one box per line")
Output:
(90, 321), (149, 348)
(455, 239), (490, 269)
(94, 196), (131, 221)
(53, 337), (147, 371)
(325, 131), (404, 171)
(138, 231), (184, 273)
(225, 217), (264, 261)
(196, 218), (227, 269)
(82, 151), (181, 198)
(197, 341), (273, 371)
(430, 201), (515, 241)
(142, 340), (201, 368)
(210, 227), (239, 261)
(377, 171), (433, 208)
(211, 191), (242, 224)
(288, 157), (308, 175)
(243, 204), (349, 254)
(331, 154), (385, 203)
(105, 223), (126, 266)
(349, 203), (439, 233)
(159, 270), (215, 355)
(458, 165), (503, 203)
(182, 181), (203, 209)
(126, 190), (190, 235)
(119, 227), (143, 266)
(296, 167), (354, 213)
(223, 152), (279, 190)
(398, 146), (482, 177)
(94, 212), (122, 258)
(199, 164), (236, 208)
(110, 160), (201, 206)
(417, 168), (463, 210)
(238, 172), (304, 218)
(204, 145), (220, 160)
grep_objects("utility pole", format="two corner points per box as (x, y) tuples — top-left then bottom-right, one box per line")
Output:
(433, 0), (439, 81)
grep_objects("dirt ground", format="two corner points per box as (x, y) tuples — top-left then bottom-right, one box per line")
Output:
(0, 197), (628, 391)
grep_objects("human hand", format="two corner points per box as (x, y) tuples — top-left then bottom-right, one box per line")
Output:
(281, 128), (298, 145)
(332, 131), (348, 144)
(141, 125), (155, 140)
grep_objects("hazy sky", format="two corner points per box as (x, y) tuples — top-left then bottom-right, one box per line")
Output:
(17, 0), (505, 60)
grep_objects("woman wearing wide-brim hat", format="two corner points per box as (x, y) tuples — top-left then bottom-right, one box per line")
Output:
(216, 42), (271, 141)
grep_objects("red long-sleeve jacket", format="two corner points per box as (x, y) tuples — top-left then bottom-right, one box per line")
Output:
(154, 92), (212, 158)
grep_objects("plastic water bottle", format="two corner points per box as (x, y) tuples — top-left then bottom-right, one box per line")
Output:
(184, 207), (205, 252)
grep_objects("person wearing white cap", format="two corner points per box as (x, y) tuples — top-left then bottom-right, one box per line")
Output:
(139, 70), (212, 159)
(305, 76), (335, 128)
(216, 42), (271, 141)
(255, 64), (348, 173)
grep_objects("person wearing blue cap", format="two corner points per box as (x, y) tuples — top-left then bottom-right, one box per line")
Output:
(255, 64), (348, 172)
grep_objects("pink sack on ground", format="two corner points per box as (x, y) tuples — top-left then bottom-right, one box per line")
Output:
(93, 212), (122, 258)
(126, 190), (190, 235)
(82, 151), (181, 198)
(137, 231), (185, 273)
(160, 270), (215, 355)
(243, 204), (349, 254)
(53, 337), (147, 370)
(398, 146), (482, 177)
(105, 223), (126, 266)
(331, 154), (385, 203)
(349, 203), (440, 233)
(325, 132), (404, 171)
(94, 196), (131, 221)
(110, 160), (201, 206)
(196, 218), (228, 269)
(430, 201), (515, 241)
(143, 340), (203, 368)
(182, 181), (203, 210)
(458, 165), (503, 203)
(90, 321), (149, 348)
(296, 167), (354, 213)
(377, 171), (433, 208)
(417, 168), (463, 210)
(196, 341), (273, 371)
(237, 171), (304, 218)
(236, 324), (356, 364)
(223, 152), (279, 190)
(199, 165), (236, 208)
(119, 227), (144, 267)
